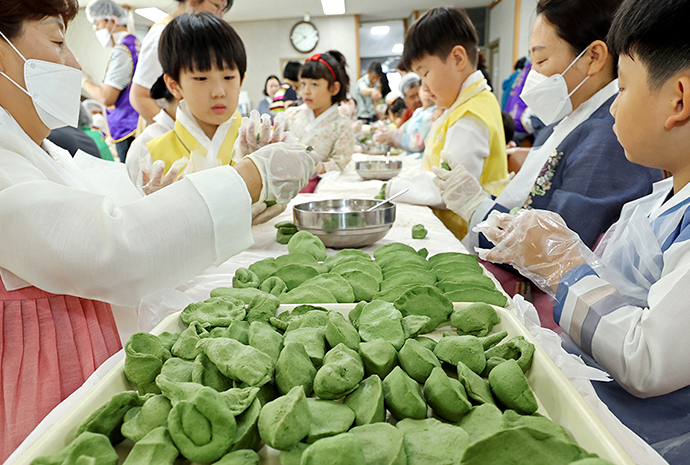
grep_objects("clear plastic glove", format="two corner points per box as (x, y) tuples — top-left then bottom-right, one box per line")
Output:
(141, 156), (189, 195)
(474, 209), (595, 296)
(251, 202), (288, 225)
(235, 110), (289, 159)
(373, 125), (394, 145)
(247, 142), (319, 204)
(432, 163), (488, 222)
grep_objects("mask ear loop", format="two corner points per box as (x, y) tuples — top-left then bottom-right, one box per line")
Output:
(0, 30), (32, 98)
(562, 45), (591, 99)
(0, 29), (28, 62)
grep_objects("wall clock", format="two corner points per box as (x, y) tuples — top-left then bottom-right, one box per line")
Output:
(290, 20), (320, 54)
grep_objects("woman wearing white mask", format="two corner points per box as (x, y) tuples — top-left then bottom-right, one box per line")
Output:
(0, 1), (317, 459)
(433, 0), (663, 328)
(81, 0), (140, 163)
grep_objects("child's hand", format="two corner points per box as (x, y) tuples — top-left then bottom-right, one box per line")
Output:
(140, 155), (188, 195)
(432, 163), (487, 222)
(252, 202), (288, 225)
(236, 111), (289, 159)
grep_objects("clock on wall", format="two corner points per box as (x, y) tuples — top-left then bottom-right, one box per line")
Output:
(290, 20), (320, 54)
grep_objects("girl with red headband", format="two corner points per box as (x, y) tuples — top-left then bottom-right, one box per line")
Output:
(285, 50), (355, 192)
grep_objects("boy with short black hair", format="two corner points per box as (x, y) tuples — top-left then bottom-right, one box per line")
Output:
(387, 7), (508, 239)
(478, 0), (690, 460)
(142, 12), (245, 185)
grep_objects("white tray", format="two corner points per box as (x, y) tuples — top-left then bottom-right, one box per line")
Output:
(12, 303), (634, 465)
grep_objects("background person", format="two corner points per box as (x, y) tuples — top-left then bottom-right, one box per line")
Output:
(257, 74), (280, 118)
(270, 60), (301, 113)
(47, 103), (102, 158)
(398, 71), (422, 124)
(353, 61), (385, 122)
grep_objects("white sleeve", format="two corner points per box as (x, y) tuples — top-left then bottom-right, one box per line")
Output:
(132, 25), (165, 89)
(387, 171), (445, 209)
(0, 154), (253, 307)
(103, 45), (134, 91)
(443, 114), (490, 180)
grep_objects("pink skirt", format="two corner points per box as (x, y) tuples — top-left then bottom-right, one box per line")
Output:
(0, 280), (122, 461)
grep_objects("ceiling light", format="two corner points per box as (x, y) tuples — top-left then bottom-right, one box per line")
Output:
(392, 43), (404, 54)
(135, 7), (168, 23)
(321, 0), (345, 15)
(370, 25), (390, 35)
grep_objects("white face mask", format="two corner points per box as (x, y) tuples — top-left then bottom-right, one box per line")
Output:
(92, 113), (106, 129)
(0, 30), (82, 130)
(520, 46), (590, 125)
(95, 28), (112, 48)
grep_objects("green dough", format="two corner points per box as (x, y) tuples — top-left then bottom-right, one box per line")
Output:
(305, 398), (356, 443)
(257, 385), (311, 450)
(460, 426), (592, 465)
(157, 332), (179, 353)
(479, 330), (508, 350)
(398, 339), (441, 383)
(248, 257), (279, 282)
(233, 268), (261, 289)
(275, 342), (317, 396)
(488, 359), (538, 414)
(124, 332), (169, 394)
(32, 432), (118, 465)
(412, 224), (428, 239)
(275, 253), (327, 271)
(256, 382), (280, 406)
(160, 357), (194, 383)
(259, 276), (288, 297)
(280, 284), (338, 304)
(279, 443), (309, 465)
(324, 249), (372, 270)
(248, 321), (284, 364)
(396, 418), (470, 465)
(313, 343), (365, 400)
(436, 274), (496, 292)
(337, 269), (380, 301)
(277, 229), (296, 244)
(348, 301), (366, 328)
(208, 320), (250, 344)
(287, 230), (327, 261)
(349, 422), (406, 465)
(325, 311), (360, 351)
(423, 367), (471, 422)
(434, 335), (486, 374)
(269, 264), (321, 291)
(375, 183), (387, 200)
(229, 397), (262, 452)
(382, 366), (427, 420)
(381, 263), (432, 280)
(212, 449), (260, 465)
(428, 251), (480, 268)
(285, 310), (329, 332)
(570, 459), (617, 465)
(121, 427), (178, 465)
(484, 336), (535, 374)
(394, 285), (453, 333)
(358, 339), (398, 379)
(121, 395), (172, 443)
(441, 161), (451, 171)
(457, 362), (495, 405)
(275, 220), (298, 233)
(155, 376), (205, 405)
(220, 387), (260, 416)
(343, 374), (386, 426)
(357, 300), (406, 350)
(445, 287), (508, 307)
(376, 252), (431, 271)
(209, 287), (280, 324)
(371, 283), (418, 303)
(451, 303), (500, 337)
(301, 433), (366, 465)
(168, 387), (237, 463)
(373, 242), (417, 259)
(331, 260), (383, 283)
(401, 315), (432, 339)
(301, 273), (356, 303)
(192, 353), (233, 391)
(414, 336), (437, 352)
(171, 321), (208, 360)
(502, 410), (574, 445)
(181, 296), (247, 327)
(196, 337), (275, 387)
(378, 270), (437, 293)
(283, 327), (326, 366)
(76, 390), (147, 444)
(458, 403), (505, 442)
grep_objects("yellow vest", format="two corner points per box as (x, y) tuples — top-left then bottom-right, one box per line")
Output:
(146, 110), (241, 175)
(423, 80), (508, 240)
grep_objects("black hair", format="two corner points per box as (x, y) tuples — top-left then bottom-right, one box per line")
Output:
(367, 61), (392, 97)
(501, 111), (515, 143)
(159, 12), (246, 82)
(536, 0), (622, 66)
(283, 61), (302, 82)
(515, 57), (527, 70)
(300, 50), (350, 104)
(402, 7), (479, 71)
(150, 74), (175, 102)
(388, 98), (407, 118)
(607, 0), (690, 90)
(174, 0), (233, 13)
(263, 74), (280, 96)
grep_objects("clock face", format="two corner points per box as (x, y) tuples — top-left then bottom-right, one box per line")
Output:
(290, 21), (319, 53)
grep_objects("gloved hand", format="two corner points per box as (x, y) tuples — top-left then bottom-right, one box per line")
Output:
(141, 156), (189, 195)
(373, 125), (394, 145)
(474, 209), (594, 295)
(235, 110), (288, 159)
(251, 202), (288, 225)
(247, 142), (319, 204)
(432, 162), (488, 222)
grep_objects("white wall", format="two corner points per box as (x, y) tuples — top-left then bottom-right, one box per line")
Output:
(232, 16), (358, 111)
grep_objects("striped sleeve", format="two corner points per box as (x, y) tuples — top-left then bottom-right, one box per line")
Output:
(103, 45), (134, 91)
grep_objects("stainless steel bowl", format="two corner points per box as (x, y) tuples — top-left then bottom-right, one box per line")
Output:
(293, 198), (396, 248)
(355, 160), (403, 181)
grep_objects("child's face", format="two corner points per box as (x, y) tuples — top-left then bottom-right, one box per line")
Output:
(167, 65), (242, 139)
(412, 48), (468, 108)
(300, 77), (339, 114)
(610, 55), (669, 170)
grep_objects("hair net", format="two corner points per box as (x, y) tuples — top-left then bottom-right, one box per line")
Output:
(83, 99), (106, 114)
(78, 103), (93, 129)
(399, 72), (421, 94)
(86, 0), (129, 25)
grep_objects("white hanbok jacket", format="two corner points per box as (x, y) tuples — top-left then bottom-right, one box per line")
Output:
(0, 107), (253, 308)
